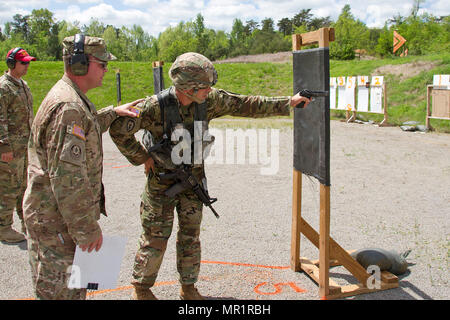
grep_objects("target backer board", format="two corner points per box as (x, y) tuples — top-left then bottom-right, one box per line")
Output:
(293, 47), (330, 186)
(337, 76), (346, 110)
(290, 28), (398, 300)
(330, 77), (337, 109)
(344, 76), (356, 111)
(370, 76), (384, 113)
(357, 76), (369, 112)
(433, 74), (450, 89)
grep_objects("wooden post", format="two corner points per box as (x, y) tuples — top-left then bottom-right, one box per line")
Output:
(318, 28), (330, 48)
(292, 34), (302, 51)
(426, 85), (432, 130)
(290, 25), (318, 273)
(291, 170), (302, 271)
(152, 61), (164, 68)
(319, 28), (331, 299)
(152, 61), (165, 94)
(345, 111), (351, 122)
(383, 83), (388, 124)
(319, 184), (330, 298)
(380, 82), (389, 126)
(116, 69), (121, 106)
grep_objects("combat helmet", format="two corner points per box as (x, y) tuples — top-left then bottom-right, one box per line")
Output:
(169, 52), (218, 90)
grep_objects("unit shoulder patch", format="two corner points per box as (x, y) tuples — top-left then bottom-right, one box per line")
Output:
(60, 126), (86, 166)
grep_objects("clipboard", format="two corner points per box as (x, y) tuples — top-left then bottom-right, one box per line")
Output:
(68, 235), (127, 290)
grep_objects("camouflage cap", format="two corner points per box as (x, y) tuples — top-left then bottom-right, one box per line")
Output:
(169, 52), (217, 90)
(62, 35), (117, 61)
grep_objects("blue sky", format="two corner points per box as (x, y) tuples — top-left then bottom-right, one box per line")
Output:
(0, 0), (448, 37)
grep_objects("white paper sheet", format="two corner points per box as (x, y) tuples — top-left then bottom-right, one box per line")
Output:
(357, 76), (369, 112)
(330, 77), (337, 109)
(337, 76), (346, 109)
(370, 76), (384, 113)
(68, 235), (127, 290)
(433, 74), (450, 89)
(344, 76), (356, 111)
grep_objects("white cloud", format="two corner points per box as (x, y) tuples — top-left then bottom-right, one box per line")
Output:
(122, 0), (158, 6)
(0, 0), (50, 8)
(54, 0), (103, 3)
(0, 1), (50, 20)
(54, 3), (152, 30)
(349, 0), (413, 27)
(425, 0), (450, 14)
(203, 0), (258, 30)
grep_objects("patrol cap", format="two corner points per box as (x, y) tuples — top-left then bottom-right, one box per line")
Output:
(62, 35), (116, 61)
(6, 48), (36, 62)
(169, 52), (217, 90)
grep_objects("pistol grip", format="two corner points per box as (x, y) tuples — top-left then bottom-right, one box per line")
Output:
(297, 101), (306, 108)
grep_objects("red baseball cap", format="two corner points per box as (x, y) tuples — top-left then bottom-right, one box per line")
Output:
(6, 48), (36, 62)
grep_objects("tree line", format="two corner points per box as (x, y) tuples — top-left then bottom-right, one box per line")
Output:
(0, 3), (448, 63)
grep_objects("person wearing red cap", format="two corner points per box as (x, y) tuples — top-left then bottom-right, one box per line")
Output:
(0, 48), (36, 243)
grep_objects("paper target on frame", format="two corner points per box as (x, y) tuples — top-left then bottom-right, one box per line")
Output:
(370, 76), (384, 113)
(357, 76), (369, 112)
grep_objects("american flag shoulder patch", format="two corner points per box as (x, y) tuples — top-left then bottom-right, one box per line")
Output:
(130, 106), (142, 117)
(71, 124), (86, 141)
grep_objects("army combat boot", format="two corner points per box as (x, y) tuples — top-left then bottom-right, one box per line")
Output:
(131, 286), (158, 300)
(0, 225), (26, 243)
(180, 284), (205, 300)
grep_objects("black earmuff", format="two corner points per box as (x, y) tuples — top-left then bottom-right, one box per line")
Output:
(69, 34), (89, 76)
(6, 47), (23, 69)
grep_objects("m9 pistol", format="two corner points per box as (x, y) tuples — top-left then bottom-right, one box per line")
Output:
(297, 89), (329, 108)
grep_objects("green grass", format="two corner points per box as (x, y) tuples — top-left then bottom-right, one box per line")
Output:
(23, 52), (450, 132)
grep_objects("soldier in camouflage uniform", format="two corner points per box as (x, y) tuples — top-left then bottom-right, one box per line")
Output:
(109, 52), (311, 300)
(23, 35), (142, 300)
(0, 48), (36, 243)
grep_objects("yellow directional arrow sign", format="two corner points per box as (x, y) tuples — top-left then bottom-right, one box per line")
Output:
(393, 30), (406, 53)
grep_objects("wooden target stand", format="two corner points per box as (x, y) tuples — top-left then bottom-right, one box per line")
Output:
(290, 28), (399, 299)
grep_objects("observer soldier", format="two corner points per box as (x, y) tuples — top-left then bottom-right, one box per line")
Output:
(0, 48), (36, 243)
(109, 52), (311, 300)
(23, 34), (142, 299)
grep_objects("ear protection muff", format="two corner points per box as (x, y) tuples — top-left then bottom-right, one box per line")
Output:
(69, 34), (89, 76)
(6, 47), (23, 69)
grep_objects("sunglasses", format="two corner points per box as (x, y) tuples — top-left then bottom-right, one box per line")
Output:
(19, 61), (30, 65)
(89, 59), (108, 70)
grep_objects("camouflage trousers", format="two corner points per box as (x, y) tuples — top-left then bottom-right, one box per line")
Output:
(0, 159), (26, 227)
(132, 177), (203, 289)
(26, 226), (86, 300)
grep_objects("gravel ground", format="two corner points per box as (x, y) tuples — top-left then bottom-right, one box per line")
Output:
(1, 119), (449, 301)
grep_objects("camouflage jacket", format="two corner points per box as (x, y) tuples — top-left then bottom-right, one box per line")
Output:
(23, 75), (118, 246)
(109, 86), (290, 199)
(0, 72), (33, 175)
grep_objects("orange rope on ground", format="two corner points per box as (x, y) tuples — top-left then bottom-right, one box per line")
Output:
(13, 260), (292, 299)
